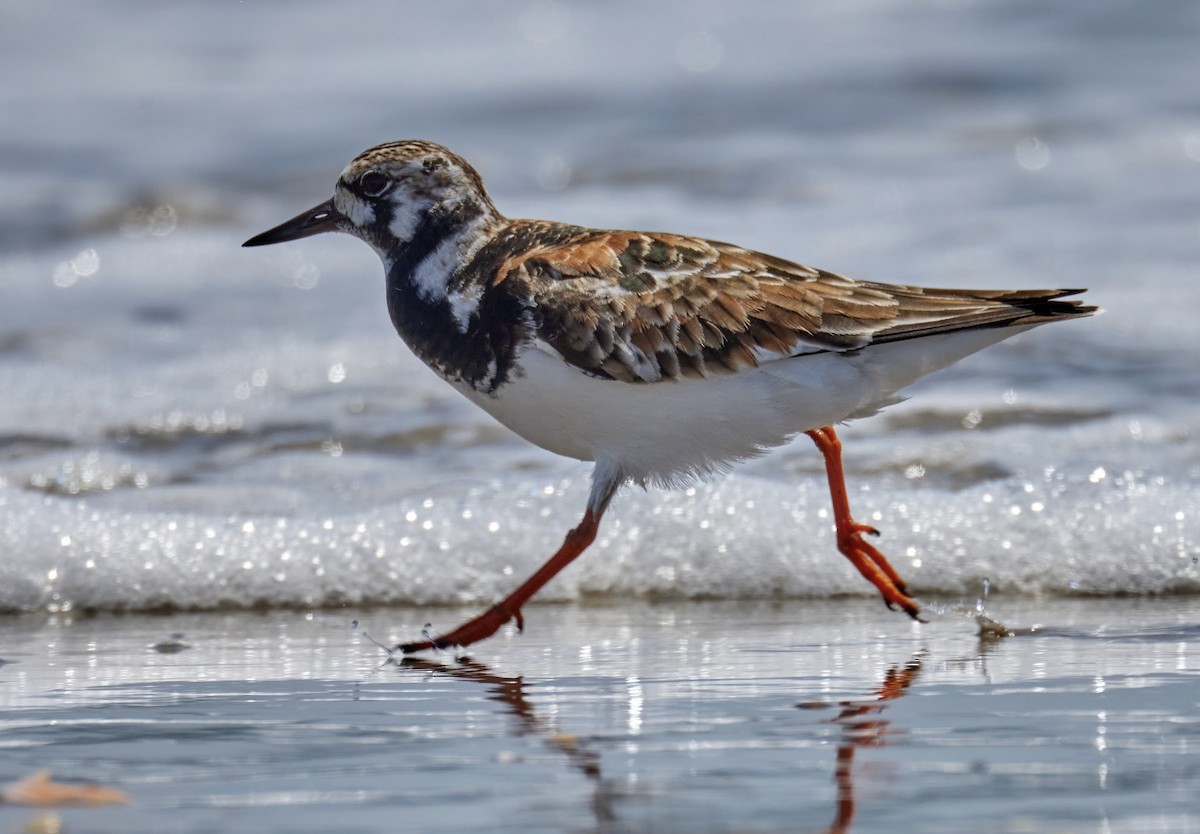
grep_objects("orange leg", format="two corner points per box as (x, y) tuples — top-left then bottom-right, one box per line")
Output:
(399, 506), (605, 653)
(805, 427), (922, 620)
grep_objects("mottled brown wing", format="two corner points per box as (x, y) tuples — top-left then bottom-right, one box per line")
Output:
(493, 222), (1094, 383)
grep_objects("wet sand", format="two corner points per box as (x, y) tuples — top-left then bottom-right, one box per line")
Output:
(1, 596), (1197, 833)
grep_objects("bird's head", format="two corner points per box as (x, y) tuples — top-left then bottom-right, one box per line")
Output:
(243, 140), (499, 259)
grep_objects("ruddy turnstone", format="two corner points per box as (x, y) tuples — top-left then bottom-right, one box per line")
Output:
(244, 140), (1096, 652)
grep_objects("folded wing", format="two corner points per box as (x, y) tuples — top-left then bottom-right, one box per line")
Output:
(494, 223), (1096, 384)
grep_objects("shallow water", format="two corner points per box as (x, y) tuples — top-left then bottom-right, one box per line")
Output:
(1, 599), (1197, 833)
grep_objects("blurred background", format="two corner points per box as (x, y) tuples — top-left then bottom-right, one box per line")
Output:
(2, 0), (1198, 613)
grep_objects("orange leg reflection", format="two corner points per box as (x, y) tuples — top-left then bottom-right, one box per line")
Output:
(400, 656), (610, 816)
(800, 654), (924, 834)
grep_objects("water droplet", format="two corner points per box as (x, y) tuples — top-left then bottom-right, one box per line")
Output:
(121, 204), (178, 237)
(51, 248), (100, 287)
(536, 156), (572, 191)
(1015, 137), (1051, 171)
(293, 262), (319, 290)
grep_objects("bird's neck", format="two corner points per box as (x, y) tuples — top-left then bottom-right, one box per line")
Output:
(384, 196), (499, 286)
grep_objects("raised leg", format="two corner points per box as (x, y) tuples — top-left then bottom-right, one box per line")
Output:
(805, 427), (921, 620)
(398, 465), (622, 653)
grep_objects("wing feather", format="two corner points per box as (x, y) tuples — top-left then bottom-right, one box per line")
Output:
(484, 221), (1095, 383)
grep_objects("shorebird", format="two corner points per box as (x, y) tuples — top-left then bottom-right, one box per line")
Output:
(244, 140), (1096, 652)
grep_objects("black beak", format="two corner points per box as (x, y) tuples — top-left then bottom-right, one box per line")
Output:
(243, 199), (343, 247)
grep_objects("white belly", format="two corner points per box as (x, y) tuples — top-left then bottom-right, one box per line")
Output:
(453, 324), (1035, 486)
(455, 345), (868, 486)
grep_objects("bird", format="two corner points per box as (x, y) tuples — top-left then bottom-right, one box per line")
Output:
(244, 140), (1097, 653)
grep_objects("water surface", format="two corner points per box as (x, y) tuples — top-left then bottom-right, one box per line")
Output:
(2, 599), (1197, 833)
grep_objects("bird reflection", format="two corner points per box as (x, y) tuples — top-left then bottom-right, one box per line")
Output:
(399, 652), (924, 833)
(801, 653), (924, 834)
(400, 656), (610, 818)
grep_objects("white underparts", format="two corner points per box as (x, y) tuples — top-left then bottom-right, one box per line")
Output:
(460, 322), (1047, 487)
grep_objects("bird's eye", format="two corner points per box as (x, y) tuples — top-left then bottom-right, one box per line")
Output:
(358, 171), (390, 197)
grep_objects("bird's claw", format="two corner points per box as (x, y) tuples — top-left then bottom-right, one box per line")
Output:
(397, 603), (520, 654)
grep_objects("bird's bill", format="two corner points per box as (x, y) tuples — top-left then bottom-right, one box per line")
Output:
(242, 199), (343, 247)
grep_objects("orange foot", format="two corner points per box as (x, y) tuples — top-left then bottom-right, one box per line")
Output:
(398, 604), (524, 653)
(806, 426), (922, 621)
(835, 522), (922, 620)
